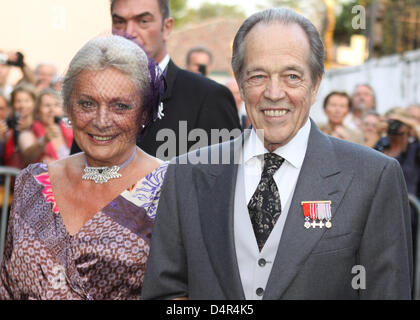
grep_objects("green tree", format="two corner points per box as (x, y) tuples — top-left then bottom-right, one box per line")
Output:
(334, 0), (365, 44)
(171, 0), (188, 27)
(175, 2), (246, 28)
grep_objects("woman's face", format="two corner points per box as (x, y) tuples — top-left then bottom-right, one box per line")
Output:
(324, 94), (349, 126)
(361, 114), (379, 136)
(69, 67), (142, 167)
(39, 94), (60, 126)
(14, 91), (35, 117)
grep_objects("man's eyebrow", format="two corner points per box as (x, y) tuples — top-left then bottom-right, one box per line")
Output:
(246, 68), (267, 75)
(246, 65), (305, 74)
(285, 65), (305, 73)
(112, 12), (154, 21)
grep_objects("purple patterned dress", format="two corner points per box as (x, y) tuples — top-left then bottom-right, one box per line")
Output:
(0, 162), (168, 300)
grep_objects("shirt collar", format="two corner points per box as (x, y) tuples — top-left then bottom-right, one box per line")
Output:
(158, 54), (170, 73)
(243, 118), (311, 169)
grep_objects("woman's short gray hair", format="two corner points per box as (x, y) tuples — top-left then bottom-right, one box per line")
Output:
(61, 35), (150, 115)
(232, 8), (325, 85)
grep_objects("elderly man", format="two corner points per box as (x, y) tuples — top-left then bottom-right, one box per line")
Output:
(34, 62), (57, 92)
(71, 0), (240, 159)
(345, 84), (377, 130)
(142, 8), (412, 300)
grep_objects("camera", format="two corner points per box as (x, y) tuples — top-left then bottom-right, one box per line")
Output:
(0, 52), (25, 67)
(387, 119), (404, 136)
(6, 114), (20, 130)
(198, 64), (207, 76)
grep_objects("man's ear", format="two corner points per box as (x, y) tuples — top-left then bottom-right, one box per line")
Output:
(162, 17), (174, 42)
(311, 77), (322, 105)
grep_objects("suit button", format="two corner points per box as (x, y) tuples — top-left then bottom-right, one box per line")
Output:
(256, 288), (264, 296)
(258, 258), (266, 267)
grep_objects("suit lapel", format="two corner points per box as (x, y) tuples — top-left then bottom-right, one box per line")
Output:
(162, 60), (178, 101)
(195, 137), (246, 300)
(264, 121), (354, 299)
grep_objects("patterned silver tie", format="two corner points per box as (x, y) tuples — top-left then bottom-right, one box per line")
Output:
(248, 153), (284, 251)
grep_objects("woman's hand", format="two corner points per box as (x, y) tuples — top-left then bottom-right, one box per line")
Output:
(17, 116), (33, 131)
(44, 124), (60, 143)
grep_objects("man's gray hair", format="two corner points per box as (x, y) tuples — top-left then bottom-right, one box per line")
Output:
(61, 35), (150, 115)
(232, 8), (325, 85)
(34, 62), (57, 75)
(110, 0), (170, 20)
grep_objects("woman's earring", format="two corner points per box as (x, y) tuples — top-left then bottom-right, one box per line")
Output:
(67, 119), (72, 126)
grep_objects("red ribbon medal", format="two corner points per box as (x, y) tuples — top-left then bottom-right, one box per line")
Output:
(301, 201), (332, 229)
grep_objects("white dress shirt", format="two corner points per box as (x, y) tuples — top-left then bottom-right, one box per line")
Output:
(234, 118), (311, 299)
(158, 54), (170, 73)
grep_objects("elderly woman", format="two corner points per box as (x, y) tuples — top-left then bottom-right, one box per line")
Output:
(0, 35), (167, 299)
(19, 88), (73, 164)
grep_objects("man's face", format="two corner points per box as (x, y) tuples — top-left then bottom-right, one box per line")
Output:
(36, 64), (57, 88)
(238, 22), (320, 152)
(187, 51), (211, 76)
(111, 0), (173, 63)
(324, 94), (350, 126)
(352, 85), (375, 112)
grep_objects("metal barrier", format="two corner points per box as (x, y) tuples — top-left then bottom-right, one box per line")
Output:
(0, 166), (21, 264)
(408, 193), (420, 300)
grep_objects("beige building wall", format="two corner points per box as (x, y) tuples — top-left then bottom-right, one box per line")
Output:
(0, 0), (111, 82)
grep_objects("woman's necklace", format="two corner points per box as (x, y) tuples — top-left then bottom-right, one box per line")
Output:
(82, 147), (137, 184)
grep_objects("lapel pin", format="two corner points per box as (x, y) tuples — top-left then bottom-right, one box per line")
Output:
(301, 201), (332, 229)
(157, 102), (165, 120)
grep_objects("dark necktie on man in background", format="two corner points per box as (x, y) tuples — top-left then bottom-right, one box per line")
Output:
(248, 153), (285, 251)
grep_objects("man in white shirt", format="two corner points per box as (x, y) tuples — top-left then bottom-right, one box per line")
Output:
(142, 8), (412, 300)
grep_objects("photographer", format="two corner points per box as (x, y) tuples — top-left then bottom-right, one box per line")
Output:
(18, 88), (72, 164)
(3, 84), (37, 169)
(185, 46), (213, 77)
(375, 107), (420, 199)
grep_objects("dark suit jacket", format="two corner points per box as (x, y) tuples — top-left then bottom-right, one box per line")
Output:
(142, 120), (413, 299)
(70, 60), (241, 158)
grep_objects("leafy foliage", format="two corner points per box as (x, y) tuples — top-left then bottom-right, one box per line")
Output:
(172, 1), (246, 28)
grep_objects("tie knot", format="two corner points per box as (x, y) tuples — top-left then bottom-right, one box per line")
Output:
(263, 153), (284, 177)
